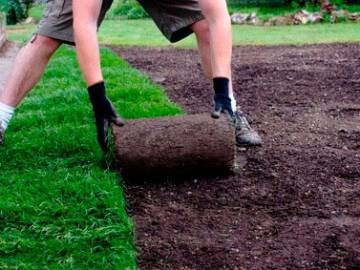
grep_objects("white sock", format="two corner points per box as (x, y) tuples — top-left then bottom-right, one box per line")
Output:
(229, 91), (237, 112)
(0, 102), (15, 130)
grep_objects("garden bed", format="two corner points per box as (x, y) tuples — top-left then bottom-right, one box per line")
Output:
(113, 43), (360, 270)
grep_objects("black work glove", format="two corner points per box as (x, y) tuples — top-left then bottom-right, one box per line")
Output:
(88, 81), (125, 153)
(94, 100), (125, 153)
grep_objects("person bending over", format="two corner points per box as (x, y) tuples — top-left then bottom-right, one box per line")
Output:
(0, 0), (262, 152)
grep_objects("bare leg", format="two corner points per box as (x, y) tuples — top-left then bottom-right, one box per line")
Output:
(191, 15), (262, 146)
(72, 0), (124, 153)
(197, 0), (232, 78)
(192, 19), (212, 79)
(73, 0), (103, 86)
(192, 19), (237, 111)
(0, 35), (62, 107)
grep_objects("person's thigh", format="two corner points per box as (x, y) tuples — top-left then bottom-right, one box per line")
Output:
(36, 0), (113, 45)
(138, 0), (204, 43)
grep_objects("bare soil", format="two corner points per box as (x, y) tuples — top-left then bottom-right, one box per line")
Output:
(112, 44), (360, 270)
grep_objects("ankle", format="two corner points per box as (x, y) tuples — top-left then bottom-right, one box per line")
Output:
(213, 77), (230, 96)
(0, 102), (15, 130)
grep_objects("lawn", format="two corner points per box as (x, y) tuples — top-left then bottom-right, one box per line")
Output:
(0, 46), (181, 269)
(3, 13), (360, 270)
(6, 19), (360, 47)
(99, 20), (360, 47)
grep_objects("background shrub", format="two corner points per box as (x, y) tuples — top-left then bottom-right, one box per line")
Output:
(108, 0), (148, 19)
(0, 0), (34, 25)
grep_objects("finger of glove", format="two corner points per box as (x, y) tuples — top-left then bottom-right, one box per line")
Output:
(111, 116), (125, 127)
(96, 118), (110, 153)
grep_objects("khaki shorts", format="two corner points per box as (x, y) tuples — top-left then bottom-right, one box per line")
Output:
(36, 0), (204, 44)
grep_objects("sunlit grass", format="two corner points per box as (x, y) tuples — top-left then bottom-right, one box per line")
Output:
(0, 46), (181, 269)
(7, 19), (360, 47)
(99, 20), (360, 47)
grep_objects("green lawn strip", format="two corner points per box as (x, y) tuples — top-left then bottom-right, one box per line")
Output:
(0, 46), (182, 269)
(6, 24), (35, 44)
(7, 20), (360, 47)
(99, 20), (360, 47)
(28, 4), (46, 21)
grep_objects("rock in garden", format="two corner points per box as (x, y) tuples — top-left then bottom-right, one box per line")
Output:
(248, 12), (262, 25)
(330, 13), (348, 23)
(294, 10), (310, 24)
(308, 12), (323, 23)
(332, 9), (349, 17)
(24, 17), (35, 24)
(275, 15), (294, 25)
(331, 9), (350, 23)
(231, 13), (250, 25)
(348, 12), (360, 22)
(264, 18), (276, 27)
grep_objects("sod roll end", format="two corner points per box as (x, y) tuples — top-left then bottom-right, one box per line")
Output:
(112, 113), (236, 179)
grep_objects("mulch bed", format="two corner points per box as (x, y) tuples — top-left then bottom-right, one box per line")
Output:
(111, 44), (360, 270)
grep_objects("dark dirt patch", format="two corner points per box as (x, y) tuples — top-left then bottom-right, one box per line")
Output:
(112, 44), (360, 270)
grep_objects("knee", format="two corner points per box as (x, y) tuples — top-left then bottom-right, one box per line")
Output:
(192, 19), (210, 44)
(212, 12), (231, 26)
(29, 34), (61, 55)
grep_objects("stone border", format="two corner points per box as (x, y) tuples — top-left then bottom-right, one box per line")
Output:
(0, 13), (6, 50)
(231, 9), (360, 26)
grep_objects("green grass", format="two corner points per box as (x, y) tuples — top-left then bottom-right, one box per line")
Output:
(6, 24), (35, 43)
(98, 19), (360, 47)
(0, 47), (182, 269)
(3, 5), (360, 269)
(228, 22), (360, 46)
(28, 4), (46, 21)
(7, 19), (360, 47)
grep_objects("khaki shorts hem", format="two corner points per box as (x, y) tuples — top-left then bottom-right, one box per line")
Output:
(167, 13), (204, 43)
(36, 28), (75, 45)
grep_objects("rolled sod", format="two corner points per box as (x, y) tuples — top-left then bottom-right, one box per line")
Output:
(112, 113), (236, 179)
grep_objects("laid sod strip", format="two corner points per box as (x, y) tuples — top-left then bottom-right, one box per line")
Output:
(0, 47), (182, 269)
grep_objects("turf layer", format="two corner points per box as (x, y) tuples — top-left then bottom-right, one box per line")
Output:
(0, 46), (182, 269)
